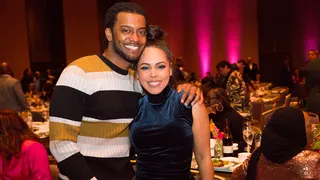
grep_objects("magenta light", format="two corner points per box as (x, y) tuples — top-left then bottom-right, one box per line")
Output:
(225, 0), (241, 64)
(193, 0), (213, 77)
(303, 2), (319, 60)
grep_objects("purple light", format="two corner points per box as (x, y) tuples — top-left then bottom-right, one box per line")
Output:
(225, 0), (241, 64)
(193, 0), (213, 77)
(302, 1), (319, 61)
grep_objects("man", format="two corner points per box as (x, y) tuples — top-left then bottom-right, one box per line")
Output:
(49, 2), (201, 180)
(231, 59), (247, 73)
(216, 60), (251, 112)
(305, 52), (320, 115)
(0, 62), (28, 112)
(243, 57), (260, 81)
(201, 72), (214, 85)
(34, 71), (45, 92)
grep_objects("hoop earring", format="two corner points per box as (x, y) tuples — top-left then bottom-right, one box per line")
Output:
(216, 103), (224, 112)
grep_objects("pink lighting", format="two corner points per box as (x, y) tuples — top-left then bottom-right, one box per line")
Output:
(193, 0), (213, 77)
(303, 7), (319, 58)
(225, 0), (242, 64)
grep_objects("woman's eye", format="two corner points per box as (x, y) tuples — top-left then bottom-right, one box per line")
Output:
(157, 65), (166, 69)
(140, 66), (149, 70)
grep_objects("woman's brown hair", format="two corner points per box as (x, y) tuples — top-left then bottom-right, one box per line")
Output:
(0, 110), (38, 160)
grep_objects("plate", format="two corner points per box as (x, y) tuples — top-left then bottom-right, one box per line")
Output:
(214, 162), (235, 171)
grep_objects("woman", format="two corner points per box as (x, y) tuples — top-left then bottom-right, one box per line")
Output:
(232, 107), (320, 180)
(205, 88), (244, 143)
(130, 26), (214, 180)
(0, 110), (51, 180)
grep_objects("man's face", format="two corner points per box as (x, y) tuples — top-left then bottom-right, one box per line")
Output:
(109, 12), (147, 63)
(308, 50), (318, 61)
(218, 66), (229, 77)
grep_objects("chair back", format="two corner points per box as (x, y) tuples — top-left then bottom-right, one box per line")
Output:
(284, 93), (291, 107)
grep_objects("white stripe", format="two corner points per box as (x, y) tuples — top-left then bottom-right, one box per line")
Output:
(50, 116), (81, 127)
(77, 136), (130, 158)
(57, 66), (143, 95)
(50, 140), (80, 162)
(56, 66), (92, 95)
(83, 117), (134, 123)
(59, 173), (69, 180)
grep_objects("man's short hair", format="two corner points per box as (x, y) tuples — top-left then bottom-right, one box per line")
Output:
(216, 60), (231, 70)
(238, 59), (247, 66)
(103, 2), (148, 47)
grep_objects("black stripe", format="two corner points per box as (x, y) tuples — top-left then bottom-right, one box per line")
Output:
(50, 86), (89, 122)
(97, 54), (129, 75)
(84, 91), (141, 120)
(57, 152), (94, 180)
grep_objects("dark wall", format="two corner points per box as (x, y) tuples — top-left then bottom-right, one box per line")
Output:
(258, 0), (320, 85)
(25, 0), (66, 70)
(97, 0), (130, 52)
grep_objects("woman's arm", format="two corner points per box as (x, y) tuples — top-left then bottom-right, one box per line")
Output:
(192, 103), (214, 180)
(27, 142), (52, 180)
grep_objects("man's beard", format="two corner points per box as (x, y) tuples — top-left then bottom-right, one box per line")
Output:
(113, 39), (141, 65)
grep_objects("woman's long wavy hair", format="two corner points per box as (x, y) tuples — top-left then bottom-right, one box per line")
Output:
(0, 110), (38, 160)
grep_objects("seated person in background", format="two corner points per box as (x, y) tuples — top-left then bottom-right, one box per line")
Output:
(201, 72), (215, 85)
(0, 109), (51, 179)
(205, 88), (244, 143)
(130, 25), (213, 180)
(21, 68), (34, 94)
(232, 107), (320, 180)
(41, 80), (54, 101)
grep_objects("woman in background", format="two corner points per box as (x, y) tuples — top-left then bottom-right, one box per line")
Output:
(130, 26), (213, 180)
(0, 110), (51, 180)
(205, 87), (244, 143)
(232, 107), (320, 180)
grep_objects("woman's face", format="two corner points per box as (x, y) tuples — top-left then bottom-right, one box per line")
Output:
(303, 112), (314, 146)
(137, 47), (172, 95)
(307, 50), (318, 61)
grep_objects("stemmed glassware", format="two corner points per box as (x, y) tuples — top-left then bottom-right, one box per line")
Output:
(243, 121), (254, 153)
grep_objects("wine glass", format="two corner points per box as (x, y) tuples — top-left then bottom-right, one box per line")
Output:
(243, 121), (254, 153)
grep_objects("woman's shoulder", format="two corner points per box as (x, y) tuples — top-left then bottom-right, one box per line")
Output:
(21, 140), (45, 152)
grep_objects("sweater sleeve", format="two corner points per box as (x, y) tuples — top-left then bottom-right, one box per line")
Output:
(49, 65), (94, 179)
(26, 142), (51, 180)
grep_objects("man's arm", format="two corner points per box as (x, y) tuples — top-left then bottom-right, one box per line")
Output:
(49, 66), (94, 180)
(12, 81), (28, 111)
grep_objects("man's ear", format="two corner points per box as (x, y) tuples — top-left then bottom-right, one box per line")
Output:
(105, 28), (112, 42)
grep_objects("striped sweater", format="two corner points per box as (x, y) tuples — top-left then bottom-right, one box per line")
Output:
(49, 55), (142, 180)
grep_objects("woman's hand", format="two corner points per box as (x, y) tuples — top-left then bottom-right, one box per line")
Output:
(177, 83), (203, 106)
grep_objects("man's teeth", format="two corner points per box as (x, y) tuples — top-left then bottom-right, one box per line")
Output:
(125, 45), (138, 50)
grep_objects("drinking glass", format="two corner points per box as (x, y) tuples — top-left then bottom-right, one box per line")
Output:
(254, 133), (262, 149)
(243, 121), (253, 153)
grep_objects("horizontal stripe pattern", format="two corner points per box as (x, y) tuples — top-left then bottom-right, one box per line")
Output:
(50, 86), (88, 122)
(84, 91), (141, 120)
(83, 117), (133, 123)
(50, 141), (80, 162)
(69, 55), (112, 73)
(77, 136), (130, 158)
(50, 116), (82, 126)
(57, 65), (142, 95)
(49, 55), (139, 178)
(79, 121), (130, 138)
(50, 122), (80, 142)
